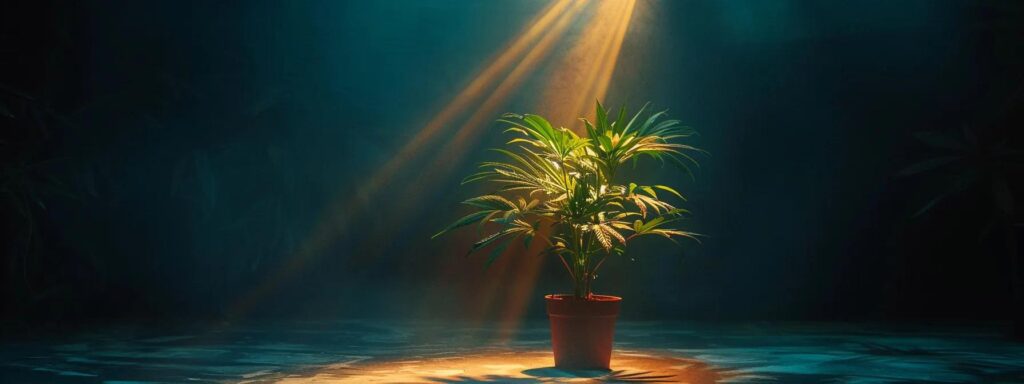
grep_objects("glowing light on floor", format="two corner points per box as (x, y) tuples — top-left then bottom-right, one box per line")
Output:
(272, 349), (743, 383)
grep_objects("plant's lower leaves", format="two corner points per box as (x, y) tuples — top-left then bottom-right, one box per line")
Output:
(485, 240), (511, 268)
(432, 210), (492, 239)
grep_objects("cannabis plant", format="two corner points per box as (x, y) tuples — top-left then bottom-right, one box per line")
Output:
(434, 102), (703, 299)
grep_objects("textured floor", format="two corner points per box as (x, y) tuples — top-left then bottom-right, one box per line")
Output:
(1, 320), (1023, 383)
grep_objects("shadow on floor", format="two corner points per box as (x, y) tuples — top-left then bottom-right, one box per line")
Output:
(426, 367), (678, 383)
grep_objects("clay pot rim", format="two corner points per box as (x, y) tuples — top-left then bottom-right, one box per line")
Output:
(544, 294), (622, 302)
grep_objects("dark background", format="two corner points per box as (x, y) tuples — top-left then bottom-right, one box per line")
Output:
(2, 0), (1022, 329)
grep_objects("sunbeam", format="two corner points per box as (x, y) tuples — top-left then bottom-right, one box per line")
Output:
(394, 0), (644, 340)
(222, 0), (579, 320)
(492, 0), (640, 339)
(540, 0), (638, 130)
(225, 0), (640, 325)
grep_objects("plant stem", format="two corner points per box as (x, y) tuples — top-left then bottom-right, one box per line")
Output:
(592, 252), (610, 276)
(571, 224), (587, 299)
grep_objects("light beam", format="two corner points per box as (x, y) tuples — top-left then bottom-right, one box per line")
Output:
(223, 0), (579, 320)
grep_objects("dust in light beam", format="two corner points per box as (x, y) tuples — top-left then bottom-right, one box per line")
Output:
(225, 0), (641, 327)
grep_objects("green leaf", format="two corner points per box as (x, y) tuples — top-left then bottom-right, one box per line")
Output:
(653, 185), (685, 200)
(584, 119), (598, 141)
(614, 104), (627, 134)
(470, 228), (515, 253)
(640, 185), (658, 198)
(432, 210), (493, 239)
(639, 110), (668, 135)
(463, 195), (517, 210)
(663, 208), (691, 216)
(666, 154), (696, 181)
(461, 171), (495, 184)
(485, 240), (511, 268)
(623, 102), (649, 134)
(598, 134), (613, 151)
(479, 210), (503, 231)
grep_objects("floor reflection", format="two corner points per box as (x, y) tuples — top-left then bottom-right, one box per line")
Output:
(273, 349), (742, 383)
(0, 321), (1022, 383)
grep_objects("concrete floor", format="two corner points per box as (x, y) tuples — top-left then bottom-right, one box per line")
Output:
(1, 320), (1022, 383)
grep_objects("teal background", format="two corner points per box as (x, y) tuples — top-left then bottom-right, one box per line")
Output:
(1, 0), (1022, 324)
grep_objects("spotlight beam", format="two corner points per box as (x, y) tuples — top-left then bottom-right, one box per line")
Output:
(417, 0), (586, 179)
(590, 0), (637, 113)
(369, 0), (573, 194)
(493, 0), (639, 339)
(554, 0), (627, 127)
(562, 0), (636, 132)
(224, 0), (638, 328)
(404, 1), (592, 332)
(222, 0), (576, 320)
(376, 0), (587, 230)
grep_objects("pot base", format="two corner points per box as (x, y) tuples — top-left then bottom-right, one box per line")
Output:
(545, 294), (622, 369)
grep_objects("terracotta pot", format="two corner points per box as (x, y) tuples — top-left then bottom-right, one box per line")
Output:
(545, 294), (622, 369)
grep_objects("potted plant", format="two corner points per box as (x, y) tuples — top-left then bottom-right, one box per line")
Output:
(434, 102), (702, 369)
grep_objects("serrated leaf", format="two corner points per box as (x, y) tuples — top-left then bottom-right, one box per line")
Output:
(593, 225), (612, 250)
(432, 210), (493, 238)
(463, 195), (517, 210)
(599, 223), (626, 245)
(485, 240), (511, 268)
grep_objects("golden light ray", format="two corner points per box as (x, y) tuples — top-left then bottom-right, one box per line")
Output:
(222, 0), (576, 320)
(539, 0), (631, 127)
(410, 0), (640, 342)
(386, 0), (587, 247)
(401, 1), (589, 333)
(224, 0), (640, 327)
(492, 0), (639, 340)
(414, 0), (587, 177)
(400, 1), (589, 332)
(363, 0), (573, 196)
(590, 0), (637, 113)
